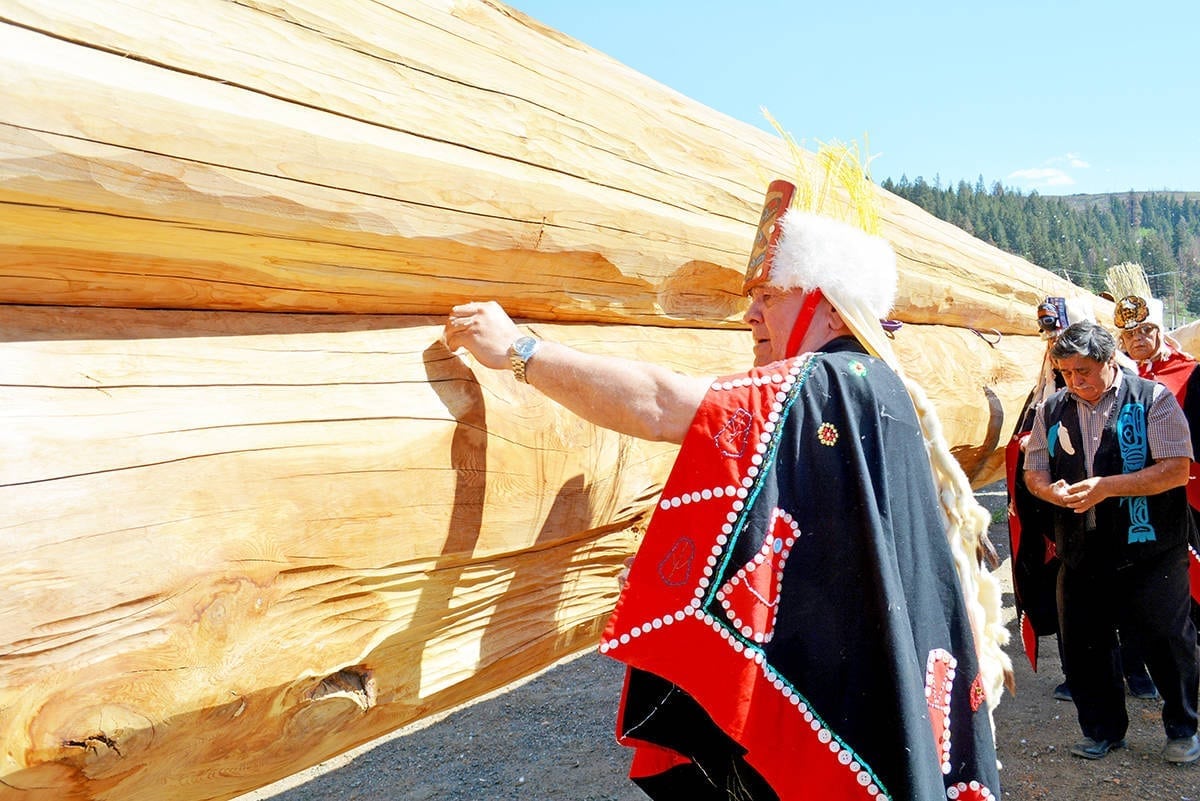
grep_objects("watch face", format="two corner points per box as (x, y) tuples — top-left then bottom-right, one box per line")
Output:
(514, 336), (538, 358)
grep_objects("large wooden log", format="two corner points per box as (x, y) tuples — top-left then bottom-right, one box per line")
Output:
(0, 0), (1093, 332)
(0, 1), (1098, 799)
(0, 306), (705, 800)
(1, 306), (1040, 801)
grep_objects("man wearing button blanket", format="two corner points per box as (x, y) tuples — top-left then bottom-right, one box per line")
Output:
(443, 181), (1007, 801)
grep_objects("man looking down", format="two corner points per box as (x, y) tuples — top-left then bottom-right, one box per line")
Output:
(1024, 320), (1199, 763)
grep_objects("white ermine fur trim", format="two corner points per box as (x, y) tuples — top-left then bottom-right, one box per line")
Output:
(770, 210), (897, 319)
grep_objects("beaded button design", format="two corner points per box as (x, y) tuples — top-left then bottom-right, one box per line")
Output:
(969, 674), (987, 713)
(604, 357), (889, 792)
(817, 422), (839, 447)
(946, 780), (996, 800)
(602, 354), (997, 801)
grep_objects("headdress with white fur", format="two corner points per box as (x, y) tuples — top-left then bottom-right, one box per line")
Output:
(767, 210), (897, 321)
(742, 118), (1012, 720)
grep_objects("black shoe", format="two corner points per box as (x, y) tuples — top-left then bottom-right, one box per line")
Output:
(1126, 674), (1160, 700)
(1053, 681), (1072, 701)
(1070, 737), (1125, 759)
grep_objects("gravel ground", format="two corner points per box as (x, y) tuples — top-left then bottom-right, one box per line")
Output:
(238, 485), (1200, 801)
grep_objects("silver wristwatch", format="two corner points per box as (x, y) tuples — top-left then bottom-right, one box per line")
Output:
(508, 335), (541, 383)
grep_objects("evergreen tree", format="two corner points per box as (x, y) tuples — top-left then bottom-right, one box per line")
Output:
(881, 177), (1200, 319)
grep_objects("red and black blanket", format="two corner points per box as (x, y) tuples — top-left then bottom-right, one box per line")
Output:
(602, 340), (1000, 800)
(1005, 383), (1062, 672)
(1136, 348), (1200, 614)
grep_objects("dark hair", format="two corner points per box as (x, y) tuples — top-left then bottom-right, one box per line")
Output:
(1050, 320), (1116, 363)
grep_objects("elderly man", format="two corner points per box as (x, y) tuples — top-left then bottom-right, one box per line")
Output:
(1108, 263), (1200, 634)
(1024, 320), (1200, 763)
(444, 185), (1002, 800)
(1011, 296), (1159, 701)
(1110, 266), (1200, 505)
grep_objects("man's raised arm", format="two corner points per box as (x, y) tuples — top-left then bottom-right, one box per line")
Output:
(443, 301), (711, 444)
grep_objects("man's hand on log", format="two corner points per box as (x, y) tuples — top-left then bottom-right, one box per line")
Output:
(443, 301), (523, 370)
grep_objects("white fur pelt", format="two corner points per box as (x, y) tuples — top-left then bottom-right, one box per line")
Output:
(771, 211), (897, 318)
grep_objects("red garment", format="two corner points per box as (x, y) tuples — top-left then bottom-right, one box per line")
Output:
(1005, 365), (1065, 671)
(602, 344), (998, 801)
(1137, 344), (1200, 606)
(1137, 345), (1198, 399)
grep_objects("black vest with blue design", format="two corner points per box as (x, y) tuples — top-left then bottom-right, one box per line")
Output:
(1043, 373), (1188, 568)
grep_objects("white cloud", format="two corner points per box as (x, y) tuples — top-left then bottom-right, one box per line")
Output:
(1044, 152), (1090, 169)
(1006, 167), (1076, 188)
(1007, 153), (1092, 190)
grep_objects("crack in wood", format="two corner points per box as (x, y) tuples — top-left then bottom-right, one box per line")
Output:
(0, 444), (313, 489)
(62, 733), (122, 758)
(3, 588), (192, 660)
(3, 126), (546, 230)
(308, 666), (375, 711)
(3, 8), (735, 221)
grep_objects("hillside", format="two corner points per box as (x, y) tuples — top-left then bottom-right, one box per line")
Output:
(1058, 190), (1200, 214)
(882, 178), (1200, 327)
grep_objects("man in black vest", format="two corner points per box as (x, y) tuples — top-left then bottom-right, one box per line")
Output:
(1024, 320), (1200, 763)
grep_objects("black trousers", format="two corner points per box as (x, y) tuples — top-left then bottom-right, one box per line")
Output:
(1059, 542), (1199, 741)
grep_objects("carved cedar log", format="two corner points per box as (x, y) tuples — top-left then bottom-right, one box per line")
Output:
(2, 305), (1039, 800)
(0, 1), (1096, 332)
(0, 1), (1098, 799)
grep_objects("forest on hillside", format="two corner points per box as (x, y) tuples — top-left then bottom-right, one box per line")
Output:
(881, 176), (1200, 326)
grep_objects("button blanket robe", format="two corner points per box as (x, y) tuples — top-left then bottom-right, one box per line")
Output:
(601, 339), (1000, 801)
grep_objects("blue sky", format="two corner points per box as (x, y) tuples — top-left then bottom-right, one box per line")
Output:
(507, 1), (1198, 196)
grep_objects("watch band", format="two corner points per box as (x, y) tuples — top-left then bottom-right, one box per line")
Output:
(511, 350), (531, 383)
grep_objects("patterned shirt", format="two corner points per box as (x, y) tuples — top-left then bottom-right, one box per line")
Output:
(1024, 369), (1193, 528)
(1024, 369), (1192, 475)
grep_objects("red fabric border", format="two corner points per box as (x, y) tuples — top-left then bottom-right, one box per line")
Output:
(603, 357), (884, 799)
